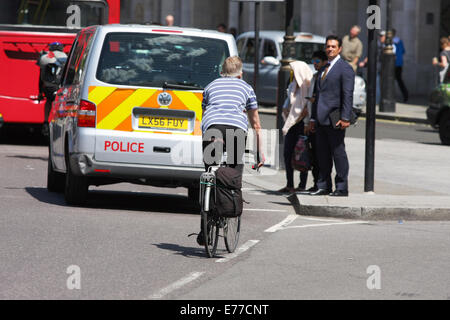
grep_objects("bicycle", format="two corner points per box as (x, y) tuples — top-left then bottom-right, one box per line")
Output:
(197, 148), (261, 258)
(199, 160), (241, 258)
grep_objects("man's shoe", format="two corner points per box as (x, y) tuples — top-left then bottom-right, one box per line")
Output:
(310, 189), (331, 196)
(329, 190), (349, 197)
(297, 186), (316, 195)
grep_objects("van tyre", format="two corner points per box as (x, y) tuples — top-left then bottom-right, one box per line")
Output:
(439, 111), (450, 146)
(47, 148), (65, 192)
(65, 156), (88, 205)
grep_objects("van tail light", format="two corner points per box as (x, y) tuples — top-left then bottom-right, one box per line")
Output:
(77, 100), (96, 127)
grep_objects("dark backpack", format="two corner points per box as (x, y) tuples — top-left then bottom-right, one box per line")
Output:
(213, 166), (243, 218)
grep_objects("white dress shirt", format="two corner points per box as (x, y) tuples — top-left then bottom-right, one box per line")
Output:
(320, 55), (341, 79)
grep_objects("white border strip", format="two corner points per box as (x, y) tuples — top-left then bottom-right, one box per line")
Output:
(148, 271), (204, 299)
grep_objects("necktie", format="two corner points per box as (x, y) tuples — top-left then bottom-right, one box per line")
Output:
(321, 63), (331, 82)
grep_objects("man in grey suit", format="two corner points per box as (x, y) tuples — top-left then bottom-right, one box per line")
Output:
(309, 35), (355, 197)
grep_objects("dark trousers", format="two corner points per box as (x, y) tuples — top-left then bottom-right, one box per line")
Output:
(315, 125), (349, 192)
(202, 124), (247, 174)
(395, 66), (409, 102)
(284, 121), (308, 189)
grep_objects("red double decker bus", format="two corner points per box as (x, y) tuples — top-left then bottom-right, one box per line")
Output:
(0, 0), (120, 132)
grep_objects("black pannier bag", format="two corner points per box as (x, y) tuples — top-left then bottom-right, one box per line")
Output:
(213, 166), (243, 218)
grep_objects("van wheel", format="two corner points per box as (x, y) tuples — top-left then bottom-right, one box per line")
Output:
(65, 155), (88, 205)
(47, 148), (65, 192)
(439, 111), (450, 146)
(188, 186), (200, 203)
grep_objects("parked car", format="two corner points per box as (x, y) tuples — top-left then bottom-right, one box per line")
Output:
(236, 31), (366, 114)
(427, 66), (450, 145)
(47, 24), (237, 205)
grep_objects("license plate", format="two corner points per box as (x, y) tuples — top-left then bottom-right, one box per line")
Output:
(138, 116), (188, 130)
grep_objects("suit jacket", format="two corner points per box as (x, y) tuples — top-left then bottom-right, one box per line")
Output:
(311, 58), (355, 126)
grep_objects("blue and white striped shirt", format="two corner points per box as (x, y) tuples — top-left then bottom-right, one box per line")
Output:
(201, 77), (258, 132)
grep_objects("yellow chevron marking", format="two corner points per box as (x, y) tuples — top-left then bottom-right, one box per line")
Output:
(173, 91), (202, 120)
(97, 89), (156, 130)
(88, 86), (117, 106)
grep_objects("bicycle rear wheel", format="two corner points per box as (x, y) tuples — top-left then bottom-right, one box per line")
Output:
(224, 216), (241, 253)
(202, 210), (219, 258)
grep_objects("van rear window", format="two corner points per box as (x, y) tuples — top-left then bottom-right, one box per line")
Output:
(96, 32), (230, 89)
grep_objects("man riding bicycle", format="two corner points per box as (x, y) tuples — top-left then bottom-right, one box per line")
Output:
(197, 56), (265, 246)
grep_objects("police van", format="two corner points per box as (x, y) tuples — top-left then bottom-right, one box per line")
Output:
(48, 24), (237, 205)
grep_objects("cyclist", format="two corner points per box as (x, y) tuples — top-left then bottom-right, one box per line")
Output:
(197, 56), (265, 245)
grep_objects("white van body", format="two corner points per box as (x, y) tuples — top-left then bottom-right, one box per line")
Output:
(48, 24), (237, 205)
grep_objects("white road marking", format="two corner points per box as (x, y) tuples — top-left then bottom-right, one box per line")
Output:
(283, 221), (368, 230)
(264, 214), (299, 233)
(215, 240), (260, 263)
(244, 208), (287, 212)
(147, 271), (205, 300)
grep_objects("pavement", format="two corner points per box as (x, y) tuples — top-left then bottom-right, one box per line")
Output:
(244, 98), (450, 221)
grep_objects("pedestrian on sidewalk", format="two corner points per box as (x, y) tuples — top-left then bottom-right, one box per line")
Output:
(165, 14), (174, 26)
(309, 35), (354, 197)
(432, 37), (450, 84)
(217, 23), (227, 33)
(392, 29), (409, 103)
(358, 30), (385, 105)
(277, 60), (313, 194)
(301, 50), (329, 194)
(341, 25), (363, 73)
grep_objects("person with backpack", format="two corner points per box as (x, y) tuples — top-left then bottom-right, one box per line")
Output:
(37, 42), (67, 132)
(196, 56), (265, 246)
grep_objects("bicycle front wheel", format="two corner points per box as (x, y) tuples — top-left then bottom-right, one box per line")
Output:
(202, 210), (219, 258)
(224, 216), (241, 253)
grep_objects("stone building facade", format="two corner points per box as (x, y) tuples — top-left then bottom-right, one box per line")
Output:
(120, 0), (448, 96)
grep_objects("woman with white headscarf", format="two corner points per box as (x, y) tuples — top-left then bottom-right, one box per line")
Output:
(278, 60), (313, 194)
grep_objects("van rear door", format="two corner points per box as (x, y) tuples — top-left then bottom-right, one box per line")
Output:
(90, 31), (230, 168)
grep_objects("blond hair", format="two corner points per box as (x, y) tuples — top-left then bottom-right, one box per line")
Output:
(221, 56), (243, 78)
